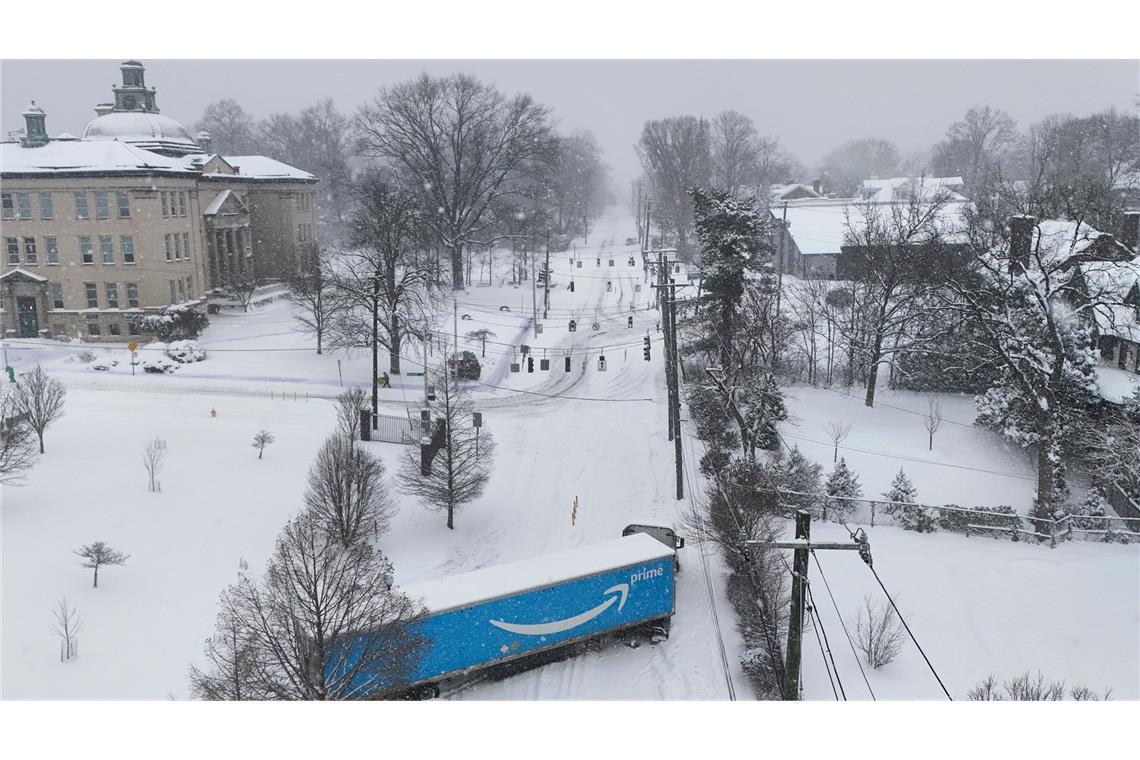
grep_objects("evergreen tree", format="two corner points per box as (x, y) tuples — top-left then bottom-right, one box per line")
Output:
(824, 457), (863, 519)
(883, 467), (918, 504)
(882, 468), (936, 532)
(772, 446), (822, 511)
(740, 374), (788, 455)
(690, 188), (770, 372)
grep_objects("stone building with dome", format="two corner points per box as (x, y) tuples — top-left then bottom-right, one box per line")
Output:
(0, 60), (318, 341)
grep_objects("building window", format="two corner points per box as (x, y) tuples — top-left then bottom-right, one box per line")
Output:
(50, 283), (64, 309)
(105, 283), (119, 308)
(164, 234), (172, 262)
(116, 191), (130, 218)
(45, 237), (59, 264)
(186, 276), (194, 299)
(160, 191), (169, 218)
(182, 232), (191, 261)
(39, 192), (54, 220)
(95, 191), (110, 220)
(1, 192), (12, 219)
(87, 322), (102, 336)
(180, 192), (188, 217)
(85, 282), (99, 309)
(16, 192), (32, 220)
(169, 280), (177, 303)
(109, 322), (122, 336)
(120, 235), (135, 264)
(174, 233), (182, 261)
(100, 235), (114, 264)
(6, 237), (19, 265)
(126, 282), (139, 308)
(79, 236), (94, 264)
(177, 278), (186, 302)
(23, 237), (37, 265)
(74, 192), (89, 219)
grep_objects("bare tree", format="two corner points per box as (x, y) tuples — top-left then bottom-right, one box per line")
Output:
(931, 105), (1018, 192)
(229, 276), (258, 313)
(398, 366), (494, 530)
(464, 328), (496, 358)
(288, 242), (343, 355)
(333, 173), (433, 384)
(923, 400), (943, 451)
(304, 434), (398, 545)
(0, 391), (38, 484)
(357, 73), (554, 290)
(823, 420), (854, 463)
(853, 594), (904, 669)
(75, 541), (129, 589)
(636, 116), (712, 256)
(51, 597), (82, 662)
(819, 138), (901, 197)
(335, 387), (367, 443)
(188, 585), (257, 700)
(192, 510), (426, 700)
(194, 99), (258, 154)
(142, 436), (166, 492)
(252, 430), (275, 460)
(11, 365), (66, 454)
(710, 110), (760, 197)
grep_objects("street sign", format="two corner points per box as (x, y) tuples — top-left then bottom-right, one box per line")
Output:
(408, 371), (425, 377)
(127, 339), (138, 352)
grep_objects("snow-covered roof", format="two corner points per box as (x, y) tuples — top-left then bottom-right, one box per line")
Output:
(210, 155), (315, 181)
(781, 197), (972, 255)
(203, 188), (242, 216)
(862, 176), (966, 203)
(1, 140), (194, 175)
(2, 141), (315, 182)
(0, 267), (49, 282)
(401, 533), (674, 614)
(82, 111), (200, 157)
(772, 183), (821, 201)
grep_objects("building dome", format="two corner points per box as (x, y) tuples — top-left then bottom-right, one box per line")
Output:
(82, 111), (200, 157)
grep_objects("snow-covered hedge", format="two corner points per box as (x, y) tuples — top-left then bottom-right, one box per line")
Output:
(127, 305), (209, 341)
(165, 340), (207, 363)
(142, 357), (178, 374)
(936, 504), (1022, 535)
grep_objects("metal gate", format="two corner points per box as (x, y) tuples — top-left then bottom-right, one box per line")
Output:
(372, 413), (418, 446)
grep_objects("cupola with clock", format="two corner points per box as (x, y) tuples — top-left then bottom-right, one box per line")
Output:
(112, 60), (159, 113)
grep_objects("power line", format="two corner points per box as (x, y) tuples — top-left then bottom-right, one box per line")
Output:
(866, 562), (953, 700)
(807, 593), (840, 700)
(811, 550), (876, 700)
(805, 581), (847, 700)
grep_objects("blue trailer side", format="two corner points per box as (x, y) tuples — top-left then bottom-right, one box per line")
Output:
(332, 533), (677, 698)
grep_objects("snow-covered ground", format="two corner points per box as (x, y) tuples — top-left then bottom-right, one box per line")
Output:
(2, 210), (1136, 700)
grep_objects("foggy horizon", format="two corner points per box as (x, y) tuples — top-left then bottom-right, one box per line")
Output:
(3, 59), (1137, 187)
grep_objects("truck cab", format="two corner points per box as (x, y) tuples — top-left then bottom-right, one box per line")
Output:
(622, 524), (685, 571)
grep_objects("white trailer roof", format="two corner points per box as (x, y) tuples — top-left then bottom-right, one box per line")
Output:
(402, 532), (674, 614)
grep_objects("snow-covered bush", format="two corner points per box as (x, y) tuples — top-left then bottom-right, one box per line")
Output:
(1065, 488), (1108, 531)
(142, 357), (178, 374)
(456, 350), (481, 380)
(166, 340), (207, 363)
(853, 594), (904, 669)
(75, 350), (97, 364)
(937, 504), (1022, 538)
(128, 305), (209, 341)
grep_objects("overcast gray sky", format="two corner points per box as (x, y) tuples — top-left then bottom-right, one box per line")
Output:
(3, 59), (1137, 187)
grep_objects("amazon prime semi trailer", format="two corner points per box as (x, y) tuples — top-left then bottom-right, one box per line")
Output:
(334, 529), (678, 698)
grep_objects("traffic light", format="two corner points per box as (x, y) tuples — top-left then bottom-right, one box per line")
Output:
(569, 281), (575, 292)
(527, 357), (534, 373)
(565, 356), (572, 372)
(568, 319), (577, 332)
(643, 336), (651, 362)
(627, 316), (633, 329)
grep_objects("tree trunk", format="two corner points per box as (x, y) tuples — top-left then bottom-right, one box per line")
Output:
(37, 431), (44, 454)
(93, 566), (99, 588)
(450, 243), (464, 291)
(1034, 412), (1056, 522)
(864, 331), (884, 407)
(389, 319), (402, 375)
(259, 447), (264, 460)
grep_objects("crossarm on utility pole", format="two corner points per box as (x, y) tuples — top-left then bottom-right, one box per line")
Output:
(744, 541), (864, 551)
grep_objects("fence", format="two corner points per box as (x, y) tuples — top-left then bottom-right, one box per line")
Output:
(764, 488), (1140, 547)
(372, 412), (418, 446)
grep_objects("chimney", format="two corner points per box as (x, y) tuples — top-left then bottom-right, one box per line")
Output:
(94, 102), (113, 117)
(1122, 211), (1140, 253)
(1008, 215), (1036, 274)
(812, 177), (822, 195)
(196, 130), (213, 154)
(20, 101), (49, 148)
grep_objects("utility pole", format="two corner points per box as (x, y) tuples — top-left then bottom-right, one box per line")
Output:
(531, 255), (538, 338)
(453, 297), (458, 371)
(543, 229), (551, 319)
(371, 274), (379, 430)
(746, 516), (872, 700)
(651, 257), (688, 501)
